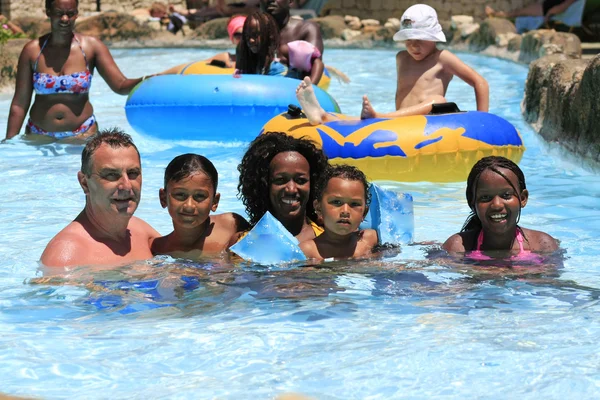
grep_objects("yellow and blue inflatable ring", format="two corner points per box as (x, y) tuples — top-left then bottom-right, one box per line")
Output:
(165, 59), (332, 91)
(261, 111), (525, 182)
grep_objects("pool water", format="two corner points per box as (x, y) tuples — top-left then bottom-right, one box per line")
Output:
(1, 48), (600, 399)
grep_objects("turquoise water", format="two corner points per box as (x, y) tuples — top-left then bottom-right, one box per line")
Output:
(1, 48), (600, 399)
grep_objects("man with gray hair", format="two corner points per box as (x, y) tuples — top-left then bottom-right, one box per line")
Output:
(41, 128), (159, 267)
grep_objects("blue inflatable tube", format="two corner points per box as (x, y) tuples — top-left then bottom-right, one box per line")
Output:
(125, 75), (341, 141)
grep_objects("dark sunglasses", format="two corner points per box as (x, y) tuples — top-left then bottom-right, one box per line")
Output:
(233, 32), (243, 39)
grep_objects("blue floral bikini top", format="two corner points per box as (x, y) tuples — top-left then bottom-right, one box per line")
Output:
(32, 35), (92, 95)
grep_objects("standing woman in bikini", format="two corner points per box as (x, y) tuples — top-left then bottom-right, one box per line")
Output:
(4, 0), (152, 143)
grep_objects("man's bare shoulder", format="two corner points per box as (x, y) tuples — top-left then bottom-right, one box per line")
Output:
(40, 221), (93, 267)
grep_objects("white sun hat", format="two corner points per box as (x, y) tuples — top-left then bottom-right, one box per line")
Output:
(393, 4), (447, 43)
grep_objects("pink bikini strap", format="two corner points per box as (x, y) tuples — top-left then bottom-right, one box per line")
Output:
(476, 230), (484, 251)
(515, 229), (525, 254)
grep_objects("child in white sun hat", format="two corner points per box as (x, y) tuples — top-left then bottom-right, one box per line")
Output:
(295, 4), (490, 125)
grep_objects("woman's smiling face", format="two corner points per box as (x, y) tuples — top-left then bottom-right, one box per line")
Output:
(268, 151), (311, 224)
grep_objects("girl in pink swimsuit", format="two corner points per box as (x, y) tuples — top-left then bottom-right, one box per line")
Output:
(443, 156), (559, 262)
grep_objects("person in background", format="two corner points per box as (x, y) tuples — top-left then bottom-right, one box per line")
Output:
(4, 0), (158, 143)
(235, 11), (280, 75)
(485, 0), (578, 24)
(261, 0), (324, 83)
(295, 4), (489, 125)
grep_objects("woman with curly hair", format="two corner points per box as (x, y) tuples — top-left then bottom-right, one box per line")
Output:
(237, 131), (329, 242)
(235, 11), (280, 75)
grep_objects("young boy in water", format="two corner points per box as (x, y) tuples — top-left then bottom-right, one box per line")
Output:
(151, 153), (249, 259)
(296, 4), (489, 124)
(300, 164), (378, 261)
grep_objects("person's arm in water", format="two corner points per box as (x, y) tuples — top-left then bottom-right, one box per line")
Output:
(441, 50), (489, 112)
(89, 36), (155, 95)
(5, 42), (34, 141)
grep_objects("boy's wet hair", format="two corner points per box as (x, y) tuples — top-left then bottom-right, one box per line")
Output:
(236, 11), (279, 75)
(81, 127), (139, 176)
(46, 0), (79, 10)
(237, 131), (328, 225)
(461, 156), (526, 232)
(315, 164), (372, 209)
(164, 153), (218, 194)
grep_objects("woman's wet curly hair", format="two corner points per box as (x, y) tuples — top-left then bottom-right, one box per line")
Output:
(236, 11), (279, 75)
(462, 155), (526, 232)
(237, 132), (328, 225)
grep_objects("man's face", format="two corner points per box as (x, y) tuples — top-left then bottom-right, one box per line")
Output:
(79, 144), (142, 219)
(260, 0), (290, 17)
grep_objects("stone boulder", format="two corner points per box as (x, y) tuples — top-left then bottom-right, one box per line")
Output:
(76, 11), (154, 42)
(312, 15), (346, 40)
(523, 55), (600, 163)
(0, 39), (28, 90)
(384, 18), (400, 30)
(12, 17), (50, 38)
(193, 17), (229, 39)
(468, 18), (516, 52)
(518, 29), (581, 64)
(361, 19), (380, 27)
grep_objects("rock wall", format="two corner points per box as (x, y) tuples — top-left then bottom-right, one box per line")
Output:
(2, 0), (185, 19)
(5, 0), (532, 20)
(322, 0), (531, 22)
(0, 39), (28, 92)
(523, 55), (600, 164)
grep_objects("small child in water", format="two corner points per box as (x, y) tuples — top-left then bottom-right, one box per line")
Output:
(300, 164), (378, 261)
(151, 153), (249, 259)
(443, 156), (559, 257)
(296, 3), (489, 125)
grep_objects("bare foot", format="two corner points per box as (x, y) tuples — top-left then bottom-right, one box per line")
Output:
(296, 77), (325, 125)
(360, 95), (377, 119)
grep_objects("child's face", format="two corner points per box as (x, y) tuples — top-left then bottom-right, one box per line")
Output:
(316, 177), (366, 236)
(245, 18), (261, 54)
(473, 168), (528, 236)
(268, 151), (311, 223)
(159, 172), (219, 230)
(405, 39), (437, 61)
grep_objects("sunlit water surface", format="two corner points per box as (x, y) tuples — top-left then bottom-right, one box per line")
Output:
(1, 48), (600, 399)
